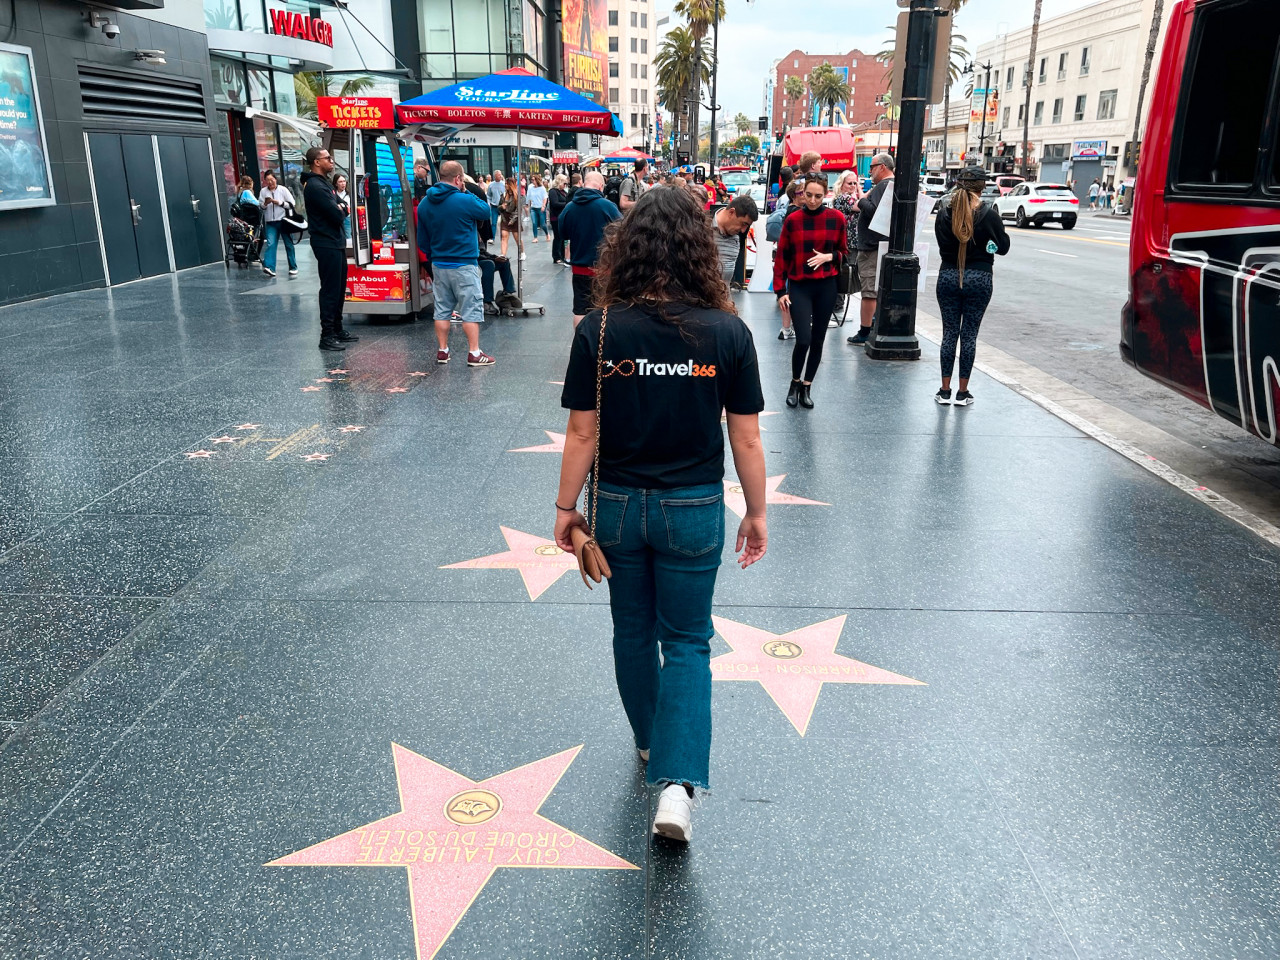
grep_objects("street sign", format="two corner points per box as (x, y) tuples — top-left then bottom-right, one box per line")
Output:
(888, 11), (950, 106)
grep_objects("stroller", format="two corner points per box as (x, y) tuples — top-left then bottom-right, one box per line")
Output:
(225, 200), (264, 267)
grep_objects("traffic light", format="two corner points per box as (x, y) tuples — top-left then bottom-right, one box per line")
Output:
(758, 115), (767, 132)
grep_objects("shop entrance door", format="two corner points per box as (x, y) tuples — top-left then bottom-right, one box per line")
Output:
(87, 133), (171, 284)
(157, 136), (224, 268)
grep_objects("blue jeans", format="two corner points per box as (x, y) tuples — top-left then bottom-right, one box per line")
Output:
(489, 205), (501, 239)
(530, 207), (546, 239)
(595, 480), (725, 790)
(263, 222), (297, 272)
(480, 257), (514, 302)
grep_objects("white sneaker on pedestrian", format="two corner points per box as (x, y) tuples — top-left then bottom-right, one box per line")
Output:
(519, 252), (527, 261)
(288, 269), (298, 277)
(262, 268), (275, 277)
(652, 783), (694, 843)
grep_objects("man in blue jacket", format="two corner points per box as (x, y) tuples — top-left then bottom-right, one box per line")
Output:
(416, 160), (496, 367)
(557, 170), (619, 326)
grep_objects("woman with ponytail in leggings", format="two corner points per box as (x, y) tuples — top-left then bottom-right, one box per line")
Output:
(772, 175), (848, 409)
(933, 166), (1010, 406)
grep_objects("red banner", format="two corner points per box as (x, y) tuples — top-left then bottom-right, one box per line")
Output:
(396, 104), (616, 133)
(317, 97), (396, 130)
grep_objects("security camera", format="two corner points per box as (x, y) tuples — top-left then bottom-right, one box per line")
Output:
(102, 21), (121, 38)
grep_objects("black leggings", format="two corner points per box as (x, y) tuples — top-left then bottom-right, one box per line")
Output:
(789, 275), (839, 382)
(936, 267), (994, 380)
(551, 218), (565, 263)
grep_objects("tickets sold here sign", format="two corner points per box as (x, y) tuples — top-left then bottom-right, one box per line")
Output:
(316, 97), (396, 130)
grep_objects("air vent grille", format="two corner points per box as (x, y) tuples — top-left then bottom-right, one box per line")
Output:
(78, 67), (208, 126)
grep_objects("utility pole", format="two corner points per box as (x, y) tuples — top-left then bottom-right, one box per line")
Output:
(709, 14), (720, 177)
(865, 0), (940, 362)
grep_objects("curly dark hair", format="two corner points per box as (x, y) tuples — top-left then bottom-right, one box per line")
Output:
(592, 185), (734, 314)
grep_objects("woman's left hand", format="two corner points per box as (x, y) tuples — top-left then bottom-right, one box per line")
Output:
(807, 250), (833, 269)
(554, 509), (589, 552)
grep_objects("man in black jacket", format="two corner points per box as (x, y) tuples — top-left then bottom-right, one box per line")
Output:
(848, 152), (894, 346)
(557, 171), (619, 326)
(302, 146), (356, 352)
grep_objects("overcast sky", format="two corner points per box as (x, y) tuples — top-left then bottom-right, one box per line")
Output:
(663, 0), (1098, 124)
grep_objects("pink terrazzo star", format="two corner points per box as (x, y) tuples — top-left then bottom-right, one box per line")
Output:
(387, 386), (409, 393)
(184, 450), (215, 459)
(509, 430), (566, 454)
(338, 425), (365, 433)
(301, 385), (322, 392)
(268, 744), (635, 960)
(442, 526), (578, 600)
(408, 371), (428, 377)
(301, 453), (330, 462)
(327, 368), (348, 375)
(722, 474), (829, 519)
(209, 436), (238, 444)
(233, 423), (261, 431)
(711, 615), (924, 735)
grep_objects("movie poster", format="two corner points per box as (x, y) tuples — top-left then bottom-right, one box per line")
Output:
(561, 0), (608, 107)
(0, 43), (55, 210)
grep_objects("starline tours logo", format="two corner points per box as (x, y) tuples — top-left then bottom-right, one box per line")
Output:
(455, 85), (561, 105)
(604, 359), (717, 378)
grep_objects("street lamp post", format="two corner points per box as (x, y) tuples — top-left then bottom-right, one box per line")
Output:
(965, 59), (993, 169)
(865, 0), (940, 362)
(709, 12), (720, 178)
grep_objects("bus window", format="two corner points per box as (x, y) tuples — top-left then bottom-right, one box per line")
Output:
(1174, 3), (1280, 190)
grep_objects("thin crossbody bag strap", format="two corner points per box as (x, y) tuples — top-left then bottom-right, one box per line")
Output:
(589, 306), (608, 536)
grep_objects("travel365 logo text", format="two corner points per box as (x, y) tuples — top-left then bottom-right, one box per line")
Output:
(604, 359), (717, 378)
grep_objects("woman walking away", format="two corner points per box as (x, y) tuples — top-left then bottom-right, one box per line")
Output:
(934, 165), (1010, 406)
(773, 175), (847, 409)
(554, 185), (768, 844)
(829, 170), (862, 320)
(499, 177), (524, 260)
(527, 174), (548, 242)
(548, 174), (571, 264)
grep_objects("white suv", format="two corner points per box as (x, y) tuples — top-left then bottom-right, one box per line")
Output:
(994, 182), (1080, 230)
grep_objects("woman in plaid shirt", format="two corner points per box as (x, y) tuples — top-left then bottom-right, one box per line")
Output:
(772, 175), (848, 409)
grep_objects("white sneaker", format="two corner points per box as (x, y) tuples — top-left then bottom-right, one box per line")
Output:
(652, 783), (694, 842)
(288, 269), (298, 277)
(262, 268), (275, 277)
(519, 252), (526, 261)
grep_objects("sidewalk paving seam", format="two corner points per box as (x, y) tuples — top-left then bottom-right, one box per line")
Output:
(961, 741), (1085, 960)
(914, 309), (1280, 548)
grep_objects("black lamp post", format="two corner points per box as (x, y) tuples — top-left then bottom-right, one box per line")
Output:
(965, 59), (993, 168)
(865, 0), (941, 362)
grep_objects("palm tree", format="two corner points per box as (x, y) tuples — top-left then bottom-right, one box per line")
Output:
(294, 72), (376, 120)
(808, 62), (852, 126)
(655, 25), (710, 160)
(1129, 0), (1165, 175)
(734, 112), (751, 136)
(1021, 0), (1043, 178)
(673, 0), (725, 163)
(783, 75), (806, 134)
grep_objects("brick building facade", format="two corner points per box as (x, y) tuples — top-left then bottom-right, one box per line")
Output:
(767, 49), (882, 140)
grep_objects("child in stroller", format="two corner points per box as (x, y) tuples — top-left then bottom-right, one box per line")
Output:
(225, 191), (264, 267)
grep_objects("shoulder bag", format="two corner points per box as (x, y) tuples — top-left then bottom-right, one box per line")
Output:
(570, 306), (614, 588)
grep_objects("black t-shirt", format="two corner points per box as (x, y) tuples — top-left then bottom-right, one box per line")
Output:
(561, 303), (765, 488)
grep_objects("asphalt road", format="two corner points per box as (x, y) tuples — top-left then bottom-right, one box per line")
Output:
(965, 209), (1280, 520)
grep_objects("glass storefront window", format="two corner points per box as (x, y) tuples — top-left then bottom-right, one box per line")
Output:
(211, 56), (248, 106)
(247, 65), (272, 110)
(205, 0), (241, 30)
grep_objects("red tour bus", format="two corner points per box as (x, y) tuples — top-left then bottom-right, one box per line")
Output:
(1122, 0), (1280, 444)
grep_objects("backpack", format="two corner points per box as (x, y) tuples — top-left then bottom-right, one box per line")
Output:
(765, 204), (787, 243)
(603, 176), (624, 207)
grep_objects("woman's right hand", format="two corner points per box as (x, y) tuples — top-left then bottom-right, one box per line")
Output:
(735, 516), (767, 568)
(554, 509), (588, 553)
(777, 294), (791, 310)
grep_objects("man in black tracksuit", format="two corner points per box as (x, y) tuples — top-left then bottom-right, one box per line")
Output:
(302, 146), (356, 352)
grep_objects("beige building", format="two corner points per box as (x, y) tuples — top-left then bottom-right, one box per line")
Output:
(968, 0), (1169, 192)
(925, 101), (970, 173)
(604, 0), (658, 155)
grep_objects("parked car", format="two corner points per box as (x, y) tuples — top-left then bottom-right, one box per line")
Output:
(995, 174), (1026, 196)
(994, 182), (1080, 229)
(980, 184), (1002, 201)
(923, 174), (948, 198)
(746, 183), (766, 206)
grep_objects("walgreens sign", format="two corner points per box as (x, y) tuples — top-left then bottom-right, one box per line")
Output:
(269, 8), (334, 48)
